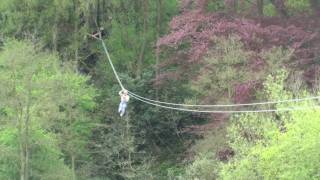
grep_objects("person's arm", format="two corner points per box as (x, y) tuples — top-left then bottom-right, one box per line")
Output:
(87, 33), (101, 40)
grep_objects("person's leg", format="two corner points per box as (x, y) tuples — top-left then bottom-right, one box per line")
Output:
(118, 102), (123, 113)
(120, 102), (127, 116)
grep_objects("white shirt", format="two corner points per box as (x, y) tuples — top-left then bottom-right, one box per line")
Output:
(119, 90), (130, 102)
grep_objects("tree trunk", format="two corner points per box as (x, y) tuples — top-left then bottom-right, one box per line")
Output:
(270, 0), (288, 18)
(53, 9), (59, 51)
(125, 115), (133, 170)
(13, 70), (25, 180)
(24, 102), (30, 180)
(136, 0), (148, 79)
(23, 88), (32, 180)
(257, 0), (263, 16)
(73, 0), (79, 62)
(225, 0), (237, 14)
(71, 155), (76, 180)
(155, 0), (162, 100)
(96, 0), (101, 27)
(19, 107), (25, 180)
(309, 0), (320, 16)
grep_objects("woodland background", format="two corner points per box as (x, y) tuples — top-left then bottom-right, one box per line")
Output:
(0, 0), (320, 179)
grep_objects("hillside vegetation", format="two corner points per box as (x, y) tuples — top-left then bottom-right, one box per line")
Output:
(0, 0), (319, 179)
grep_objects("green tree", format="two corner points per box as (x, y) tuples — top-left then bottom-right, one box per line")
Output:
(190, 36), (251, 103)
(0, 40), (96, 179)
(220, 70), (320, 179)
(0, 129), (72, 180)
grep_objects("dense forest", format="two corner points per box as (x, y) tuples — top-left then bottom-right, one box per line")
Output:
(0, 0), (319, 179)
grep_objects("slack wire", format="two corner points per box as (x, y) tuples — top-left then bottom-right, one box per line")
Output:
(129, 92), (320, 113)
(97, 35), (320, 113)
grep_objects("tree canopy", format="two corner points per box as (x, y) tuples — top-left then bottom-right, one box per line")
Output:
(0, 0), (319, 179)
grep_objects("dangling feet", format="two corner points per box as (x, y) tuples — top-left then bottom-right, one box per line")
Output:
(118, 104), (123, 116)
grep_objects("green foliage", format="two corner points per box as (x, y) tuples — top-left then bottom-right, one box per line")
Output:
(2, 0), (317, 179)
(262, 47), (292, 73)
(204, 0), (314, 16)
(0, 129), (72, 180)
(206, 0), (225, 12)
(263, 3), (278, 16)
(179, 41), (296, 180)
(179, 66), (320, 180)
(150, 161), (184, 180)
(0, 39), (97, 179)
(191, 124), (229, 156)
(219, 70), (320, 179)
(221, 107), (320, 179)
(182, 154), (220, 180)
(190, 36), (251, 103)
(227, 113), (278, 157)
(286, 0), (311, 14)
(173, 120), (229, 179)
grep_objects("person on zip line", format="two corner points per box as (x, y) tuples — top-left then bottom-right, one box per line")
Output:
(90, 27), (104, 39)
(118, 89), (130, 117)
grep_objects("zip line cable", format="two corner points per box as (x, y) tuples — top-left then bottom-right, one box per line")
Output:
(97, 35), (320, 113)
(129, 92), (320, 113)
(128, 91), (320, 107)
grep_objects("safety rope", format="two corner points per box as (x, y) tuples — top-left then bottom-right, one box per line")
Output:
(130, 92), (320, 113)
(128, 91), (320, 107)
(97, 35), (320, 113)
